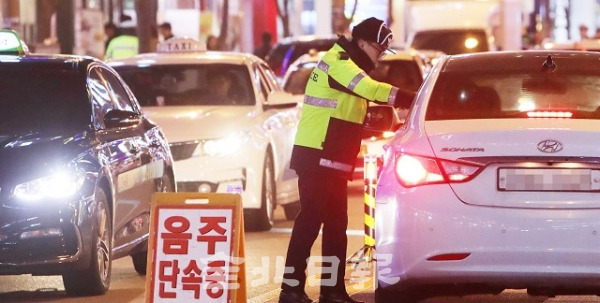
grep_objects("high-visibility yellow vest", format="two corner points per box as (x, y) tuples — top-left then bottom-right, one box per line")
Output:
(291, 39), (399, 177)
(105, 35), (139, 61)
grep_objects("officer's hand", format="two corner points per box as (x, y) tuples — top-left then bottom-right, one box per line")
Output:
(395, 88), (416, 108)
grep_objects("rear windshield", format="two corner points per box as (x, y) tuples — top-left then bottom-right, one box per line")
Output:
(0, 67), (89, 134)
(411, 29), (489, 55)
(114, 64), (254, 106)
(426, 70), (600, 121)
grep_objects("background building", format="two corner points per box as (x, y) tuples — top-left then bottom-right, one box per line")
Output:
(0, 0), (598, 57)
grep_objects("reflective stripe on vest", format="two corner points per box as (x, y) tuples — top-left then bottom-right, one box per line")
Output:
(348, 72), (366, 91)
(319, 158), (353, 173)
(304, 95), (337, 108)
(317, 61), (330, 73)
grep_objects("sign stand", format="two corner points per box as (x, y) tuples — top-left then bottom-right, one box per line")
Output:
(145, 192), (246, 302)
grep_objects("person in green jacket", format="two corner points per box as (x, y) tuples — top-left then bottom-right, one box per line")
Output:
(279, 17), (415, 303)
(104, 29), (139, 61)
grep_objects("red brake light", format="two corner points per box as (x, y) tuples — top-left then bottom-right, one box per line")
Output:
(394, 154), (482, 187)
(395, 155), (443, 187)
(427, 253), (471, 261)
(526, 111), (572, 118)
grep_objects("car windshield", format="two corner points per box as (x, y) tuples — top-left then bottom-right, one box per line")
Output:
(370, 59), (424, 94)
(426, 70), (600, 121)
(283, 61), (318, 95)
(114, 64), (254, 106)
(0, 67), (89, 134)
(411, 29), (489, 55)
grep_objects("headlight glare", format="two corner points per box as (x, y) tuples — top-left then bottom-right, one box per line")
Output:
(14, 172), (82, 201)
(198, 132), (249, 157)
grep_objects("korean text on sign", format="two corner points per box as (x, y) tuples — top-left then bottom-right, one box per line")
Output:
(151, 207), (237, 302)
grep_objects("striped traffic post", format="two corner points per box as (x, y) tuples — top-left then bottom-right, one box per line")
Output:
(347, 153), (378, 270)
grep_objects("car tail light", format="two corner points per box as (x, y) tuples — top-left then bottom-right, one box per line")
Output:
(427, 253), (471, 261)
(526, 111), (573, 118)
(394, 154), (482, 187)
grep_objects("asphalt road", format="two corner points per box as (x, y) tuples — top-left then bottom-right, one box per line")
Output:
(1, 180), (599, 302)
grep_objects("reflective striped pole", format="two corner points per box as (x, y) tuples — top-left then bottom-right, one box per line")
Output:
(363, 154), (377, 248)
(347, 154), (378, 269)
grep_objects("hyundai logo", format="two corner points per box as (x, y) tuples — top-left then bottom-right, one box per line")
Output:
(537, 139), (563, 153)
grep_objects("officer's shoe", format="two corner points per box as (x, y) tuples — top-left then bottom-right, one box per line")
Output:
(278, 289), (313, 303)
(318, 292), (364, 303)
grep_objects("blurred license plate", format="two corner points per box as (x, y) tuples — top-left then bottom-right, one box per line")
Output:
(498, 168), (600, 191)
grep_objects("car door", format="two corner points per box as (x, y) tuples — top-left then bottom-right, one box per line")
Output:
(89, 66), (154, 251)
(255, 62), (299, 182)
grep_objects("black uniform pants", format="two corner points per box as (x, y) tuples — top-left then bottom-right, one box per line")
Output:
(281, 171), (349, 295)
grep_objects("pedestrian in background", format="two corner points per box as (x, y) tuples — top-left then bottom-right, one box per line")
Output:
(278, 17), (415, 303)
(580, 24), (589, 40)
(253, 31), (273, 60)
(159, 22), (175, 41)
(104, 22), (117, 52)
(105, 27), (139, 61)
(206, 35), (219, 50)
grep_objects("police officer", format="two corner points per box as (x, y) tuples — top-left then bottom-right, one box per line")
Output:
(104, 28), (139, 61)
(279, 17), (414, 303)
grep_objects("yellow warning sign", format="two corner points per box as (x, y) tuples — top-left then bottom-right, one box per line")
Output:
(145, 193), (246, 303)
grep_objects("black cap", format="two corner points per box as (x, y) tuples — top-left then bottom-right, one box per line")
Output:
(352, 17), (395, 53)
(159, 22), (172, 30)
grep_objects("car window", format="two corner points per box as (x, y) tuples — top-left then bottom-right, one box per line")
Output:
(114, 64), (254, 106)
(426, 71), (600, 121)
(99, 68), (136, 112)
(0, 65), (89, 134)
(283, 61), (317, 95)
(254, 65), (270, 101)
(411, 30), (489, 55)
(259, 62), (281, 92)
(89, 67), (115, 129)
(255, 63), (281, 101)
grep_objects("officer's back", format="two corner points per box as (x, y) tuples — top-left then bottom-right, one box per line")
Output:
(104, 27), (139, 61)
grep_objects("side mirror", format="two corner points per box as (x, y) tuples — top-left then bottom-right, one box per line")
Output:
(364, 105), (401, 132)
(104, 109), (141, 128)
(264, 91), (298, 110)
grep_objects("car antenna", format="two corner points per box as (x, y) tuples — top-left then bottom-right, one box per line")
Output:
(541, 55), (557, 71)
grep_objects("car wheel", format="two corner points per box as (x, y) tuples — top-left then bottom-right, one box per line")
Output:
(283, 201), (300, 220)
(245, 150), (275, 231)
(63, 187), (112, 296)
(131, 250), (147, 275)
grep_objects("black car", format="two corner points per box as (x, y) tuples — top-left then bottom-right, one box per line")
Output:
(0, 30), (175, 296)
(266, 35), (337, 77)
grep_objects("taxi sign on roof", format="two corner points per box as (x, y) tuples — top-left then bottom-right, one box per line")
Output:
(0, 29), (29, 55)
(157, 37), (206, 53)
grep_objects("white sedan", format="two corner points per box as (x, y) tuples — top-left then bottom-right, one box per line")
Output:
(110, 38), (300, 231)
(373, 50), (600, 301)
